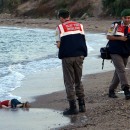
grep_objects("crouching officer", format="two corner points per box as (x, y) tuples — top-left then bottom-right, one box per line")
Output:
(107, 9), (130, 99)
(55, 9), (88, 115)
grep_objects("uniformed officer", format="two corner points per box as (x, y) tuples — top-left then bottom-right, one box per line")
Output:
(56, 9), (87, 115)
(107, 9), (130, 99)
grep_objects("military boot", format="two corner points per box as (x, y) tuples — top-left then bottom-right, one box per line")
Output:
(63, 100), (78, 115)
(121, 84), (130, 100)
(108, 89), (118, 98)
(78, 98), (86, 112)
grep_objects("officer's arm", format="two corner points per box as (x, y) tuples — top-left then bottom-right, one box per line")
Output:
(55, 27), (61, 48)
(107, 22), (127, 41)
(107, 35), (127, 41)
(56, 41), (60, 48)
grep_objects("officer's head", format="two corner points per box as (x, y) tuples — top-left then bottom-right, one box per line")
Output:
(58, 9), (70, 18)
(121, 9), (130, 25)
(57, 9), (70, 23)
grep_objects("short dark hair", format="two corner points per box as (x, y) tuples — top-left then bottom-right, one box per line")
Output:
(58, 9), (70, 18)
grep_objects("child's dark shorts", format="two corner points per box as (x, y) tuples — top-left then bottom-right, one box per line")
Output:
(11, 99), (22, 108)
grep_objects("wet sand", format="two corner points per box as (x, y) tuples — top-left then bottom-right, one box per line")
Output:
(1, 16), (130, 130)
(0, 108), (70, 130)
(13, 63), (130, 130)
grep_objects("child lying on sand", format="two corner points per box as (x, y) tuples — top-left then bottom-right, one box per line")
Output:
(0, 99), (30, 109)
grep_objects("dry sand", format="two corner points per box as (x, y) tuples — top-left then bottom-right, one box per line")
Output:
(1, 15), (130, 130)
(0, 16), (114, 32)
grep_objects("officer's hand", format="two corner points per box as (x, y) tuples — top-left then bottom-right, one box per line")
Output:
(119, 36), (128, 41)
(56, 41), (60, 48)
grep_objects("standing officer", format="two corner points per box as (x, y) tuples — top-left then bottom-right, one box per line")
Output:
(107, 9), (130, 99)
(56, 9), (87, 115)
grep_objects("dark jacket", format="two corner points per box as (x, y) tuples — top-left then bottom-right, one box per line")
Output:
(58, 21), (87, 59)
(108, 21), (130, 57)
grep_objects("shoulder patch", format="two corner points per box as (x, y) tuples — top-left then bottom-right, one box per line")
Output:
(108, 24), (114, 33)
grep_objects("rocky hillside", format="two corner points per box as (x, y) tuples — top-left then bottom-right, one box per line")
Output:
(15, 0), (102, 18)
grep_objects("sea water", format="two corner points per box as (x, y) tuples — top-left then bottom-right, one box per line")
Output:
(0, 26), (114, 100)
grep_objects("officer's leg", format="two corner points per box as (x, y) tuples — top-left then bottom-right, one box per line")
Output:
(111, 54), (130, 99)
(111, 54), (128, 85)
(109, 71), (120, 91)
(74, 56), (85, 98)
(108, 70), (120, 98)
(62, 58), (78, 115)
(62, 58), (76, 101)
(74, 56), (86, 112)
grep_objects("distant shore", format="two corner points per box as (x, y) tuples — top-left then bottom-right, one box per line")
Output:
(0, 15), (115, 33)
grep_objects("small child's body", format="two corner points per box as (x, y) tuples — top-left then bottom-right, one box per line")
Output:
(0, 99), (30, 109)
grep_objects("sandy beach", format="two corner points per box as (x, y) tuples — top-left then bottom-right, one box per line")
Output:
(0, 16), (114, 32)
(1, 16), (130, 130)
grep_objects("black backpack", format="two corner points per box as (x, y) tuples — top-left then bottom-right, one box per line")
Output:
(100, 44), (111, 69)
(100, 21), (121, 69)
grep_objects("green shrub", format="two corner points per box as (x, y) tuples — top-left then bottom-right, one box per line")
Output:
(102, 0), (130, 17)
(0, 0), (21, 13)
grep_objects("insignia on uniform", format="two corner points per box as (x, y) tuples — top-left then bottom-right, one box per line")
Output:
(108, 24), (114, 33)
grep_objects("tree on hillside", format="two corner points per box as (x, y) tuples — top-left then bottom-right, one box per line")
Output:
(102, 0), (130, 16)
(0, 0), (21, 13)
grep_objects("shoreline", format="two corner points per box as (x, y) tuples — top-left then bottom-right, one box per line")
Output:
(0, 17), (114, 33)
(29, 66), (130, 130)
(30, 69), (115, 109)
(12, 61), (115, 130)
(2, 17), (130, 130)
(12, 55), (114, 102)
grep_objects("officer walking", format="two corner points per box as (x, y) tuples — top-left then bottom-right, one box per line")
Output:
(55, 9), (87, 115)
(107, 9), (130, 99)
